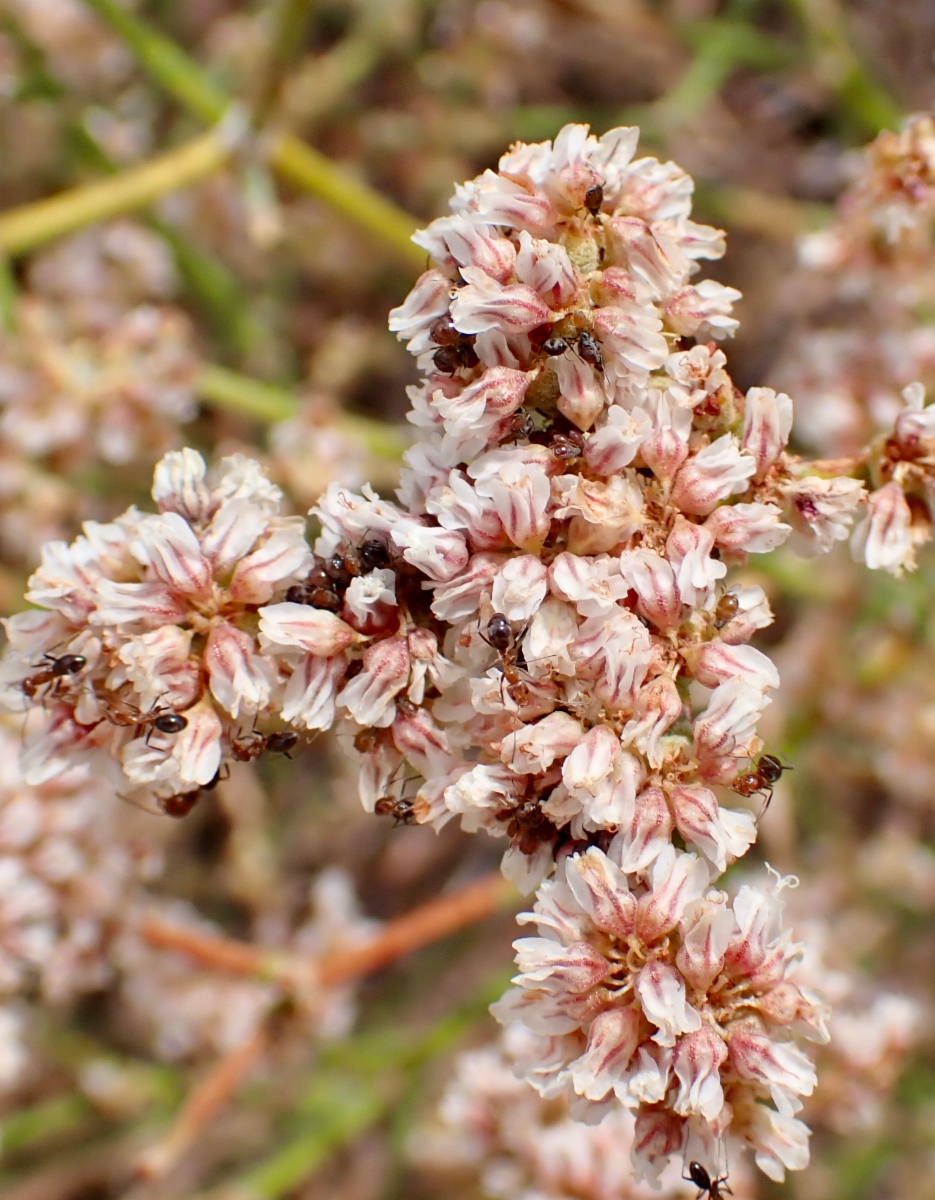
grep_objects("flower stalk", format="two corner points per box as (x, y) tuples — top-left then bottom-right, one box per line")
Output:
(81, 0), (425, 268)
(0, 129), (234, 257)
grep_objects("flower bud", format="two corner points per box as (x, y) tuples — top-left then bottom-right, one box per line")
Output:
(450, 267), (551, 335)
(743, 387), (793, 480)
(671, 435), (756, 516)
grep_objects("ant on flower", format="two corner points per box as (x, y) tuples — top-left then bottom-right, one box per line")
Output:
(683, 1162), (732, 1200)
(21, 653), (87, 701)
(109, 703), (188, 744)
(229, 727), (299, 762)
(731, 753), (792, 814)
(480, 613), (531, 707)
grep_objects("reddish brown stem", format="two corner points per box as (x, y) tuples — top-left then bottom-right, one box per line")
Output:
(137, 871), (514, 987)
(135, 1026), (268, 1180)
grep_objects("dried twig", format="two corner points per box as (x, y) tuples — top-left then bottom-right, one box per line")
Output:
(134, 1026), (269, 1181)
(137, 871), (514, 986)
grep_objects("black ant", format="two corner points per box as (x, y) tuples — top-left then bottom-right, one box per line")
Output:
(22, 653), (87, 700)
(230, 728), (300, 763)
(537, 327), (604, 373)
(480, 613), (531, 706)
(429, 314), (479, 374)
(583, 183), (604, 217)
(109, 704), (188, 744)
(731, 753), (792, 814)
(684, 1162), (732, 1200)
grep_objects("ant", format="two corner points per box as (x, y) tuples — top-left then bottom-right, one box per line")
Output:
(583, 183), (603, 217)
(22, 653), (87, 701)
(480, 613), (531, 707)
(374, 794), (417, 825)
(731, 753), (792, 814)
(109, 704), (188, 744)
(429, 314), (479, 374)
(549, 427), (585, 464)
(536, 322), (604, 373)
(160, 764), (228, 819)
(502, 407), (536, 444)
(683, 1163), (731, 1200)
(683, 1162), (732, 1200)
(230, 728), (299, 763)
(713, 592), (739, 629)
(496, 793), (553, 855)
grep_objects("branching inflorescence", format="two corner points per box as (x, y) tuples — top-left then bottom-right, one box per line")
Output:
(2, 122), (919, 1183)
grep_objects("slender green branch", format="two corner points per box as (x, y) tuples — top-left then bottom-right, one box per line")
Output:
(785, 0), (901, 134)
(269, 134), (421, 264)
(0, 129), (232, 257)
(197, 365), (299, 423)
(197, 364), (410, 462)
(81, 0), (424, 268)
(82, 0), (228, 124)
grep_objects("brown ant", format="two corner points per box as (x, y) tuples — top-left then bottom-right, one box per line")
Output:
(731, 753), (791, 814)
(230, 728), (299, 763)
(374, 794), (417, 825)
(549, 427), (585, 464)
(502, 407), (536, 444)
(429, 314), (479, 374)
(160, 764), (228, 819)
(713, 592), (739, 629)
(497, 794), (553, 855)
(583, 183), (604, 217)
(109, 704), (188, 744)
(480, 613), (531, 707)
(22, 653), (87, 700)
(683, 1163), (732, 1200)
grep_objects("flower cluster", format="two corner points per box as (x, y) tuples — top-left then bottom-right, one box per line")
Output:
(0, 724), (149, 1007)
(0, 222), (200, 563)
(773, 114), (935, 458)
(0, 450), (320, 808)
(491, 854), (826, 1183)
(1, 123), (903, 1182)
(414, 1021), (721, 1200)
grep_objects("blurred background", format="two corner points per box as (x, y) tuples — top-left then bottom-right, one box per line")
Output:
(1, 1), (935, 1198)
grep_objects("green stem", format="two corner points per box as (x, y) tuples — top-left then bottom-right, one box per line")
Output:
(196, 364), (409, 462)
(83, 0), (228, 124)
(81, 0), (424, 268)
(198, 364), (298, 422)
(270, 133), (422, 264)
(0, 129), (232, 256)
(785, 0), (901, 134)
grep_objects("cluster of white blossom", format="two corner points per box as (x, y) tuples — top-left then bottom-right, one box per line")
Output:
(414, 1021), (725, 1200)
(0, 451), (317, 809)
(0, 222), (199, 561)
(774, 114), (935, 459)
(1, 123), (906, 1181)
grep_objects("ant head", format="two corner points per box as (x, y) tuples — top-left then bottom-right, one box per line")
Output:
(758, 753), (790, 783)
(542, 337), (568, 357)
(266, 731), (299, 755)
